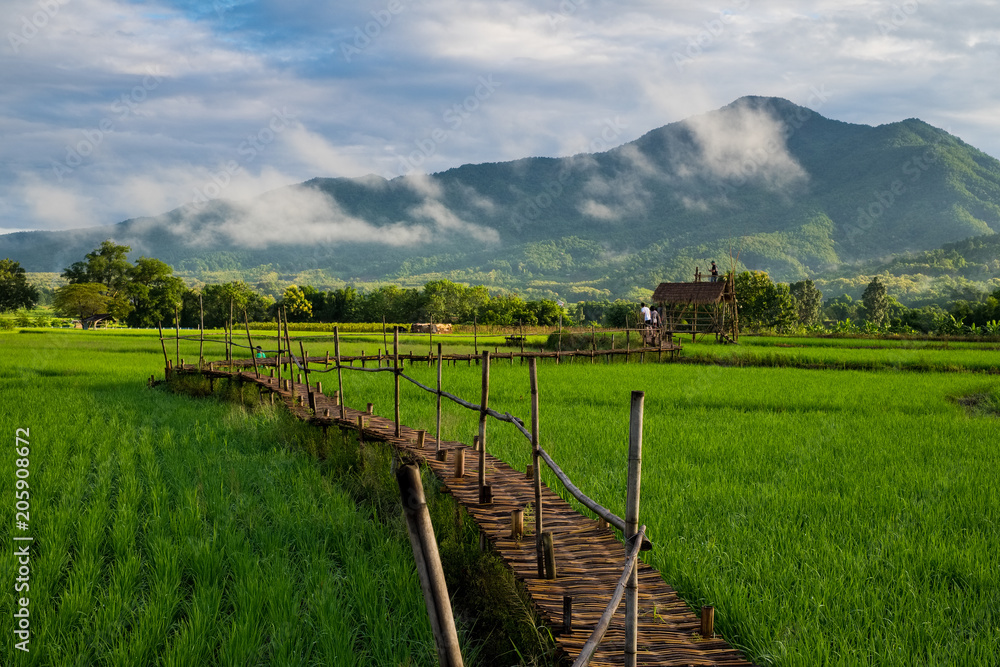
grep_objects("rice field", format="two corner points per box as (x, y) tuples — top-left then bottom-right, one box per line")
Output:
(3, 328), (999, 666)
(0, 331), (444, 666)
(325, 337), (1000, 666)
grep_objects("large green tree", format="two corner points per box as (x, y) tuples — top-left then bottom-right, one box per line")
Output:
(790, 279), (823, 326)
(862, 277), (889, 326)
(62, 241), (134, 321)
(125, 257), (186, 328)
(52, 283), (109, 321)
(734, 271), (797, 332)
(0, 258), (39, 313)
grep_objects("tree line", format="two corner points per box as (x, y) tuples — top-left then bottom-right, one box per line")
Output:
(2, 241), (999, 335)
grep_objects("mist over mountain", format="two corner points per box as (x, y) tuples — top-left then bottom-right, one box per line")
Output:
(4, 96), (999, 301)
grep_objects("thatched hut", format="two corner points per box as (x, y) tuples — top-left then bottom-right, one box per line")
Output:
(652, 273), (738, 343)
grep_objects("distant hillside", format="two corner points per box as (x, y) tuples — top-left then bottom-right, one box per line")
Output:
(3, 96), (999, 301)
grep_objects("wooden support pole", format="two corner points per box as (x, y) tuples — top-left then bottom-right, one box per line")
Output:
(394, 328), (401, 437)
(157, 321), (170, 378)
(542, 532), (556, 580)
(382, 314), (388, 352)
(416, 430), (426, 448)
(367, 402), (374, 415)
(478, 350), (490, 502)
(473, 314), (478, 356)
(453, 448), (464, 477)
(511, 509), (524, 539)
(245, 310), (260, 379)
(625, 390), (645, 667)
(174, 304), (180, 368)
(283, 307), (295, 405)
(436, 343), (443, 451)
(334, 325), (344, 415)
(299, 341), (312, 412)
(701, 606), (715, 638)
(529, 357), (544, 578)
(199, 294), (204, 368)
(396, 464), (465, 667)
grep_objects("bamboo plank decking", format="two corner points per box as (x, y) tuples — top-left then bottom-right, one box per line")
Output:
(177, 365), (753, 666)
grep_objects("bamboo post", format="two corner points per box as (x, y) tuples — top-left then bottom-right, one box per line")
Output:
(199, 294), (204, 369)
(624, 390), (645, 667)
(511, 509), (524, 539)
(436, 343), (443, 451)
(701, 606), (715, 638)
(334, 326), (345, 417)
(283, 307), (295, 404)
(157, 321), (170, 378)
(394, 328), (401, 438)
(519, 319), (524, 361)
(274, 312), (282, 390)
(626, 327), (630, 363)
(529, 358), (543, 578)
(396, 464), (464, 667)
(174, 304), (180, 368)
(299, 341), (312, 411)
(542, 532), (556, 579)
(382, 314), (388, 352)
(454, 448), (464, 477)
(473, 314), (478, 356)
(244, 310), (259, 379)
(478, 350), (490, 503)
(416, 430), (426, 448)
(591, 324), (596, 364)
(557, 316), (562, 364)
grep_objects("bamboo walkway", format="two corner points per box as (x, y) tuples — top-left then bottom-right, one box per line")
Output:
(177, 364), (752, 667)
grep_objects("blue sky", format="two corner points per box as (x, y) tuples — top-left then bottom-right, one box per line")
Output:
(2, 0), (998, 233)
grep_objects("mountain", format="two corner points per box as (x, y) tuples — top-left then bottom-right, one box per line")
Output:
(3, 96), (1000, 301)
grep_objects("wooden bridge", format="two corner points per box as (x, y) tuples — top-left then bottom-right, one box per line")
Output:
(169, 355), (753, 667)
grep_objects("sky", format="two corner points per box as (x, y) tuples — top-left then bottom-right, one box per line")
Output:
(1, 0), (998, 235)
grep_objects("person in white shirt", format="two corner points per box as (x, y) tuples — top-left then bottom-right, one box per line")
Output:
(640, 302), (651, 328)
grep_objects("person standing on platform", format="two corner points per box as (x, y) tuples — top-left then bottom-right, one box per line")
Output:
(710, 261), (719, 282)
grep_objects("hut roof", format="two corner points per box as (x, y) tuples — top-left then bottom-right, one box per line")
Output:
(652, 282), (728, 305)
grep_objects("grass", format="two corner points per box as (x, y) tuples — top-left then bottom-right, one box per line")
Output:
(0, 332), (442, 666)
(4, 329), (999, 666)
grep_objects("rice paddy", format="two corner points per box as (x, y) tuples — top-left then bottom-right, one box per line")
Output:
(2, 328), (998, 666)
